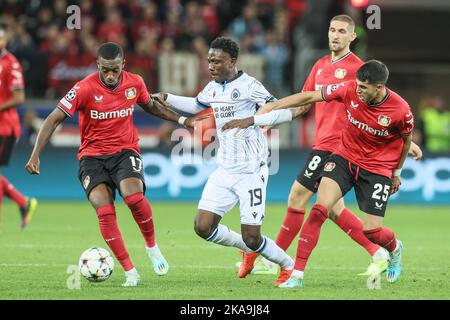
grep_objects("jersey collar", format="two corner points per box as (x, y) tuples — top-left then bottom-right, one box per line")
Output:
(219, 70), (244, 91)
(331, 51), (352, 64)
(368, 89), (390, 107)
(226, 70), (244, 83)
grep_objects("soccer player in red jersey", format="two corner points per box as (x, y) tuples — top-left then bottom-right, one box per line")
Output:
(227, 60), (412, 287)
(234, 15), (421, 285)
(25, 42), (195, 286)
(0, 23), (38, 229)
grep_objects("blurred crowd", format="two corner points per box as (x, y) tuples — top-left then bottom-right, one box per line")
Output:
(2, 0), (449, 153)
(0, 0), (305, 99)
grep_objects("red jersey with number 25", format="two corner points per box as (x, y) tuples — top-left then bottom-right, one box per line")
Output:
(57, 71), (151, 160)
(0, 51), (25, 137)
(302, 52), (363, 152)
(322, 80), (414, 178)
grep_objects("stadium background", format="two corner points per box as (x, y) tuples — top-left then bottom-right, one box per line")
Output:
(1, 0), (449, 204)
(1, 0), (450, 302)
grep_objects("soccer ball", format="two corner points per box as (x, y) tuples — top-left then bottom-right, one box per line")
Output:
(79, 247), (114, 282)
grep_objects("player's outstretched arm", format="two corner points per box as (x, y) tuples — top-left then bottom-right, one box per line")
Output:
(257, 90), (323, 115)
(222, 102), (313, 131)
(139, 96), (195, 128)
(391, 134), (413, 194)
(408, 141), (423, 160)
(222, 107), (308, 131)
(153, 92), (206, 115)
(25, 107), (67, 175)
(256, 104), (312, 133)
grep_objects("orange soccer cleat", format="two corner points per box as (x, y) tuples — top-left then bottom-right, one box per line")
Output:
(274, 268), (293, 286)
(237, 250), (259, 278)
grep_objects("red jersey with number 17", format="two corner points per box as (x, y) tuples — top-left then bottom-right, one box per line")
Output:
(321, 80), (414, 178)
(302, 52), (363, 152)
(57, 71), (151, 160)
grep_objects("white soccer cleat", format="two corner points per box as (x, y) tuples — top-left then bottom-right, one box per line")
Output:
(146, 245), (169, 276)
(122, 269), (141, 287)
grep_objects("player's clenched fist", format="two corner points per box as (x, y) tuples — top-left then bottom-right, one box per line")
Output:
(408, 143), (423, 161)
(25, 157), (40, 175)
(390, 176), (401, 194)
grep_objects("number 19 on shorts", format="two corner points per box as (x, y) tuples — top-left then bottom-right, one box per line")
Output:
(248, 188), (262, 207)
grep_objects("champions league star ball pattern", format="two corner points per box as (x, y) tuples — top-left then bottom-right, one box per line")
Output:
(65, 89), (76, 101)
(79, 247), (114, 282)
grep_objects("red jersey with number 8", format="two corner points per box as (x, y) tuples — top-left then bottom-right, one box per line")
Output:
(321, 80), (414, 178)
(302, 52), (364, 152)
(57, 71), (151, 160)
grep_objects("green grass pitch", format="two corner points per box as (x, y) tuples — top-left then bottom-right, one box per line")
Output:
(0, 201), (449, 300)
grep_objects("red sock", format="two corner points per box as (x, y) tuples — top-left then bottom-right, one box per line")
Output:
(124, 192), (156, 248)
(96, 205), (134, 271)
(364, 227), (397, 252)
(275, 207), (305, 251)
(294, 204), (328, 271)
(334, 208), (380, 256)
(0, 176), (27, 208)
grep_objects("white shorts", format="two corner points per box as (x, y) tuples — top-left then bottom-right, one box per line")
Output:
(198, 164), (269, 225)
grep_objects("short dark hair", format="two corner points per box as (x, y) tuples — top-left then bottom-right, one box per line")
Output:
(356, 60), (389, 85)
(210, 37), (239, 59)
(331, 14), (355, 31)
(98, 42), (123, 60)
